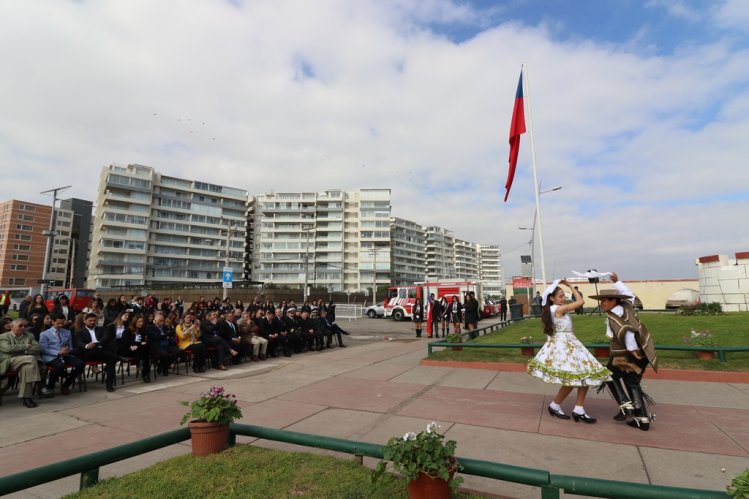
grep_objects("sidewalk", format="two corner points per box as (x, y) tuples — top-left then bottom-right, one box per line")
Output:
(1, 317), (747, 498)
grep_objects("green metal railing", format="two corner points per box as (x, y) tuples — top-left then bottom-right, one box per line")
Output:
(427, 339), (749, 362)
(0, 424), (728, 498)
(427, 319), (749, 362)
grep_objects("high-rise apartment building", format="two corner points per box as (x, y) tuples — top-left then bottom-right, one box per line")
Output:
(478, 244), (503, 298)
(454, 238), (480, 280)
(389, 217), (426, 285)
(87, 164), (247, 288)
(59, 198), (93, 288)
(0, 199), (76, 289)
(425, 226), (455, 280)
(250, 189), (391, 294)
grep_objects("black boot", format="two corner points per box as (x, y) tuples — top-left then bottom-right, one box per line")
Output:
(626, 384), (651, 431)
(415, 328), (421, 338)
(606, 380), (634, 421)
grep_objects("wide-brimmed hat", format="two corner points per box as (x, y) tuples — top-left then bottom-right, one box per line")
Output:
(588, 289), (630, 300)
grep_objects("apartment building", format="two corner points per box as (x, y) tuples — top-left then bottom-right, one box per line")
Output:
(87, 164), (248, 288)
(250, 189), (391, 294)
(454, 238), (480, 280)
(424, 226), (455, 280)
(478, 244), (503, 298)
(389, 217), (426, 285)
(0, 200), (75, 289)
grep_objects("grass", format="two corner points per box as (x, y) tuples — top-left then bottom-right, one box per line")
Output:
(65, 445), (490, 499)
(428, 312), (749, 371)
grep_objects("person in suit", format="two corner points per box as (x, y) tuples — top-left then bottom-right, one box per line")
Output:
(39, 314), (84, 395)
(200, 310), (236, 370)
(75, 313), (127, 392)
(0, 318), (44, 407)
(258, 309), (278, 357)
(319, 309), (347, 348)
(146, 312), (182, 377)
(273, 308), (292, 357)
(239, 311), (268, 361)
(218, 310), (250, 363)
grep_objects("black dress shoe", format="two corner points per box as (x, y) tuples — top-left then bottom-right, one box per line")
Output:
(40, 386), (55, 398)
(627, 418), (650, 431)
(142, 375), (151, 383)
(106, 385), (115, 392)
(572, 412), (597, 424)
(23, 398), (38, 408)
(339, 344), (346, 348)
(548, 406), (571, 419)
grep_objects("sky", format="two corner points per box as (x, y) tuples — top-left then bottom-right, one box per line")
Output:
(2, 0), (748, 283)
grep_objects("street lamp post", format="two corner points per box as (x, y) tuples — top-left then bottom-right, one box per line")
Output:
(369, 247), (381, 306)
(40, 185), (71, 295)
(222, 220), (237, 300)
(301, 223), (315, 303)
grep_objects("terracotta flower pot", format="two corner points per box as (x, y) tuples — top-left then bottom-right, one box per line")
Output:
(450, 346), (463, 351)
(407, 472), (451, 499)
(188, 421), (229, 456)
(695, 350), (715, 360)
(521, 347), (535, 356)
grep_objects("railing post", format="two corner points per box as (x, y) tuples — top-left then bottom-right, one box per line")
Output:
(353, 454), (363, 465)
(540, 485), (560, 499)
(79, 468), (99, 490)
(227, 429), (236, 447)
(719, 349), (727, 362)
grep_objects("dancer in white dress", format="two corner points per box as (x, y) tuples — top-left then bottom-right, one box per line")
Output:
(528, 280), (611, 423)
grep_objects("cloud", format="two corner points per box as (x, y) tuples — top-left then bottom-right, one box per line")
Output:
(0, 0), (747, 283)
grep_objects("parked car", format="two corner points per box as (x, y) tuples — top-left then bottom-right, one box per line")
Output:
(482, 300), (499, 318)
(366, 301), (385, 318)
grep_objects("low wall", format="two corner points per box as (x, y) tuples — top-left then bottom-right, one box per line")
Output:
(697, 252), (749, 312)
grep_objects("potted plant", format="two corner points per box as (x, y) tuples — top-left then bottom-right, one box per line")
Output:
(445, 332), (463, 351)
(520, 336), (535, 356)
(593, 341), (610, 358)
(682, 329), (716, 360)
(727, 467), (749, 498)
(372, 422), (464, 499)
(180, 386), (243, 456)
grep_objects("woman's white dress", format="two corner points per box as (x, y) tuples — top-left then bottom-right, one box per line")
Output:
(527, 305), (611, 387)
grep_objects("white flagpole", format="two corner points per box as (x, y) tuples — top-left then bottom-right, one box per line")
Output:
(522, 62), (547, 290)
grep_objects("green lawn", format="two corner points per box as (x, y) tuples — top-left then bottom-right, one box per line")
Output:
(428, 312), (749, 371)
(65, 445), (489, 499)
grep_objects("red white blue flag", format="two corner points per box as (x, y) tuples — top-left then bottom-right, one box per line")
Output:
(504, 71), (526, 202)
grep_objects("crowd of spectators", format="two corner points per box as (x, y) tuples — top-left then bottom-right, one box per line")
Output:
(0, 292), (350, 408)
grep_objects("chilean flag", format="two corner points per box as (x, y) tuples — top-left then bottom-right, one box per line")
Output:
(504, 71), (526, 202)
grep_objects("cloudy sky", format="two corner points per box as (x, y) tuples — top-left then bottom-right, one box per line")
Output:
(2, 0), (748, 282)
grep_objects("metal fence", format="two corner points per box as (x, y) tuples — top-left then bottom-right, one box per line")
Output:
(0, 424), (729, 498)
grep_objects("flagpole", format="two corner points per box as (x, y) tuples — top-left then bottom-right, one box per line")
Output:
(522, 62), (547, 290)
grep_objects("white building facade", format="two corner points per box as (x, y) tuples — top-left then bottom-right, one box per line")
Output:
(88, 164), (248, 288)
(250, 189), (391, 294)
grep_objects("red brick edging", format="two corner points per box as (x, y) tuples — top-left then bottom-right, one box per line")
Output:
(419, 360), (749, 383)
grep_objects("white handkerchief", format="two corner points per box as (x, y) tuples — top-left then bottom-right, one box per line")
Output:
(572, 270), (613, 280)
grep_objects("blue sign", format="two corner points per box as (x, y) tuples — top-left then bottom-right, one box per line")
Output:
(223, 267), (233, 288)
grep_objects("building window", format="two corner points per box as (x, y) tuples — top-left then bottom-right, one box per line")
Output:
(8, 278), (26, 285)
(19, 204), (36, 212)
(10, 264), (28, 270)
(16, 214), (35, 221)
(12, 254), (29, 261)
(14, 234), (32, 241)
(13, 244), (31, 251)
(15, 224), (33, 231)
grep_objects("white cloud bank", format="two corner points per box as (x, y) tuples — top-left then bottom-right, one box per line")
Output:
(1, 0), (747, 281)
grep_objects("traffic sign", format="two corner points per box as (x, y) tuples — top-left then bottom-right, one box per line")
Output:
(222, 267), (233, 289)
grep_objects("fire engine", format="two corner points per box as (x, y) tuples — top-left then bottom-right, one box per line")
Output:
(384, 280), (484, 321)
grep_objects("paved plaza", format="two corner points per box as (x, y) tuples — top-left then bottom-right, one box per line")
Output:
(1, 316), (747, 498)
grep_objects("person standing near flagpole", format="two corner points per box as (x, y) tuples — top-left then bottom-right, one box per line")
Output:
(528, 280), (611, 423)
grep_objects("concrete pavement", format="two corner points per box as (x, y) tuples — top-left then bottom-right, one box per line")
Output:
(1, 316), (747, 498)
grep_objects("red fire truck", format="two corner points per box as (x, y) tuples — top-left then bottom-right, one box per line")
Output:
(384, 281), (484, 321)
